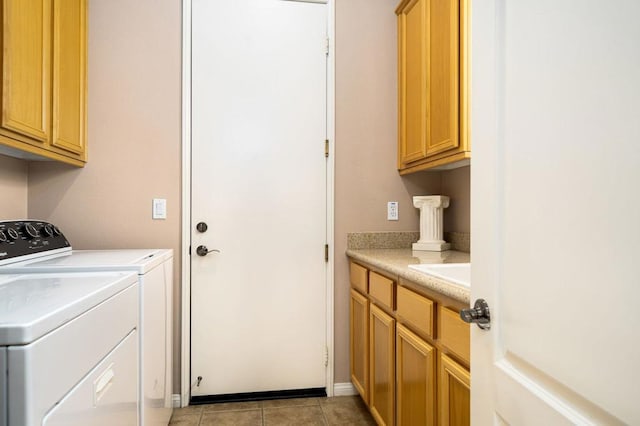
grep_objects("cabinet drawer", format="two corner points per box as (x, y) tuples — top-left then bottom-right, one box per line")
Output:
(350, 262), (368, 294)
(439, 306), (470, 364)
(369, 272), (395, 311)
(396, 286), (434, 338)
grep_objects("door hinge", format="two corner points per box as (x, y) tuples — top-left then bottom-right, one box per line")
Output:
(324, 346), (329, 367)
(325, 37), (330, 55)
(324, 139), (329, 158)
(188, 245), (191, 256)
(324, 244), (329, 262)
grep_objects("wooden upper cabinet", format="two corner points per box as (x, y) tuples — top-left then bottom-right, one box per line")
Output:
(1, 0), (52, 143)
(52, 0), (87, 157)
(396, 0), (469, 174)
(0, 0), (87, 166)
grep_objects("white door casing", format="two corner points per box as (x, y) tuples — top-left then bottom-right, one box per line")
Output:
(190, 0), (329, 397)
(472, 1), (640, 424)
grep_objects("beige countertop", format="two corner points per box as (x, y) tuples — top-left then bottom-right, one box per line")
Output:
(346, 248), (471, 304)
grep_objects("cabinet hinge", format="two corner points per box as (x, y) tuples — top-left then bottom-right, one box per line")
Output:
(324, 139), (329, 158)
(324, 244), (329, 262)
(324, 346), (329, 367)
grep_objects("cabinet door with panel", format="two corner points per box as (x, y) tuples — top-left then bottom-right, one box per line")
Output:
(349, 289), (369, 403)
(439, 353), (470, 426)
(1, 0), (52, 143)
(397, 323), (436, 426)
(0, 0), (87, 166)
(396, 0), (469, 173)
(369, 303), (395, 426)
(51, 0), (87, 158)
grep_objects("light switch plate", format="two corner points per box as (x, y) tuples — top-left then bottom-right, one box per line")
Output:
(153, 198), (167, 219)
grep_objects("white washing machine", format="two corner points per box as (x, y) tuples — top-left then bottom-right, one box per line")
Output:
(0, 221), (173, 426)
(0, 271), (140, 426)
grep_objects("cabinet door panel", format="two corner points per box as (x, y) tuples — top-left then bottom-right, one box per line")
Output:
(350, 289), (369, 403)
(439, 353), (470, 426)
(2, 0), (51, 142)
(397, 324), (436, 426)
(398, 0), (427, 165)
(52, 0), (86, 157)
(426, 0), (459, 156)
(370, 304), (395, 426)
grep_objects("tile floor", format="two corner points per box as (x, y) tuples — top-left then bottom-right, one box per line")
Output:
(169, 396), (375, 426)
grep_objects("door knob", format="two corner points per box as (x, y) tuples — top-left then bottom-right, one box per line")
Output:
(196, 245), (220, 257)
(460, 299), (491, 330)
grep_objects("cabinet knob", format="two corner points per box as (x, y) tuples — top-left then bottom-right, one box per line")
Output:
(460, 299), (491, 330)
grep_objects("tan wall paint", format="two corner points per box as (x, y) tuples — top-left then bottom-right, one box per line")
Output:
(27, 0), (182, 392)
(442, 166), (471, 233)
(0, 155), (28, 219)
(334, 0), (443, 383)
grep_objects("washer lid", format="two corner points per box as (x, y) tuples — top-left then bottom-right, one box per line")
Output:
(2, 249), (173, 274)
(0, 271), (138, 346)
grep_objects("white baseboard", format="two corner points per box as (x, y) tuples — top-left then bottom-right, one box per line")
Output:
(333, 382), (357, 396)
(172, 394), (182, 408)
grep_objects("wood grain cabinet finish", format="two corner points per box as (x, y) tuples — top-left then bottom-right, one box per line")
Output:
(348, 260), (470, 425)
(439, 353), (470, 426)
(396, 0), (470, 173)
(0, 0), (87, 166)
(397, 323), (436, 426)
(369, 272), (395, 311)
(369, 303), (396, 426)
(397, 285), (434, 338)
(350, 288), (369, 403)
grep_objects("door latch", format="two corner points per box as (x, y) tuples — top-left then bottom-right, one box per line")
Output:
(460, 299), (491, 330)
(196, 245), (220, 257)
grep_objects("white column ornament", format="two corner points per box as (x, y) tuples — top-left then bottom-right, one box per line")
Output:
(412, 195), (451, 251)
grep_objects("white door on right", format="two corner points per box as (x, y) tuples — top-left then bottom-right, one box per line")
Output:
(471, 1), (640, 425)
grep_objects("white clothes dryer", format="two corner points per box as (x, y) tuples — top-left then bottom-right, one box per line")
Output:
(4, 250), (174, 426)
(0, 271), (140, 426)
(0, 221), (173, 426)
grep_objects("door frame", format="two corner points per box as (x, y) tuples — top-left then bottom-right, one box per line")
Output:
(179, 0), (336, 407)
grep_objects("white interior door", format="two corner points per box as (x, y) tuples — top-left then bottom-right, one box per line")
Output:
(190, 0), (328, 397)
(472, 1), (640, 424)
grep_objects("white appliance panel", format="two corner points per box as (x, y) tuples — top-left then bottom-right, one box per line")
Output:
(0, 272), (138, 345)
(0, 248), (173, 426)
(42, 330), (138, 426)
(3, 249), (172, 274)
(7, 282), (138, 425)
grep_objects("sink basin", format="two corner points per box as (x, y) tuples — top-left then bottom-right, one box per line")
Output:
(408, 263), (470, 288)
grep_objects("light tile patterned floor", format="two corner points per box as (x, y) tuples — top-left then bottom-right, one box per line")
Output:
(169, 396), (375, 426)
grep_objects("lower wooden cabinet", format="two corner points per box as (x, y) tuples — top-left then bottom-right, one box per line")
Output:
(350, 289), (369, 403)
(439, 353), (470, 426)
(348, 261), (470, 426)
(369, 304), (396, 426)
(397, 323), (436, 426)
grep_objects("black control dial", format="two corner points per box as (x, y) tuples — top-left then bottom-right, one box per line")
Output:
(41, 224), (55, 238)
(6, 227), (19, 241)
(0, 231), (6, 243)
(53, 226), (61, 236)
(24, 223), (39, 239)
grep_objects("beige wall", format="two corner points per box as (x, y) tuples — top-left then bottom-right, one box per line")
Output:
(28, 0), (182, 392)
(442, 166), (471, 233)
(0, 155), (28, 219)
(334, 0), (443, 383)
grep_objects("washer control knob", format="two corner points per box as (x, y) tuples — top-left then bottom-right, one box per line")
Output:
(6, 227), (19, 241)
(52, 226), (61, 236)
(0, 231), (7, 243)
(24, 223), (39, 239)
(41, 224), (55, 238)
